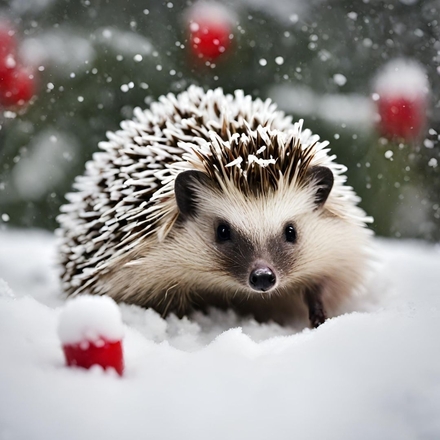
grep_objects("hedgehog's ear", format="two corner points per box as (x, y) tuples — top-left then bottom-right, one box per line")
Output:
(175, 170), (211, 218)
(308, 166), (334, 207)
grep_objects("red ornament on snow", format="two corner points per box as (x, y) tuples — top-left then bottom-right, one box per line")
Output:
(0, 21), (36, 108)
(58, 296), (125, 376)
(187, 2), (234, 62)
(374, 59), (429, 142)
(63, 339), (124, 376)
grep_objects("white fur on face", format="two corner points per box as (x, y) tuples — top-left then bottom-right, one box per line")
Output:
(197, 174), (311, 228)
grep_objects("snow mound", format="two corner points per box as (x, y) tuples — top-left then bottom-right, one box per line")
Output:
(0, 278), (14, 299)
(1, 228), (440, 439)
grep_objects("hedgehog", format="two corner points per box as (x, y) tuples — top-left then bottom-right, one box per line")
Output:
(57, 86), (372, 328)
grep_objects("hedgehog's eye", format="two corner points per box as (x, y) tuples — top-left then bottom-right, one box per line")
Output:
(217, 223), (231, 242)
(285, 224), (297, 243)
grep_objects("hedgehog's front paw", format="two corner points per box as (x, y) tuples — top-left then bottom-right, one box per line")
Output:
(309, 305), (327, 328)
(304, 285), (327, 328)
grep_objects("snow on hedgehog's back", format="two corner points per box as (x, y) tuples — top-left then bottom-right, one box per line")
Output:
(57, 86), (373, 329)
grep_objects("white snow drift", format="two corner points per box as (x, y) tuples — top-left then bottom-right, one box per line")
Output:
(1, 228), (440, 440)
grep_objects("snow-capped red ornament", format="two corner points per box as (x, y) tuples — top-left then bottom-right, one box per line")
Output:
(373, 58), (429, 141)
(57, 296), (124, 376)
(186, 2), (234, 62)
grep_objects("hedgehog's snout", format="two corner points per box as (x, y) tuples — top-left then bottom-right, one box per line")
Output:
(249, 266), (276, 292)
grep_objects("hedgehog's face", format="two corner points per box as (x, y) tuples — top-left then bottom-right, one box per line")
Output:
(208, 217), (296, 293)
(174, 167), (334, 295)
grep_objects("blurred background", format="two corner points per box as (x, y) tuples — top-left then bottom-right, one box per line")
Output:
(0, 0), (439, 240)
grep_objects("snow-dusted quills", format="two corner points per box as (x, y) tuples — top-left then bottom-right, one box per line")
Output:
(57, 86), (372, 328)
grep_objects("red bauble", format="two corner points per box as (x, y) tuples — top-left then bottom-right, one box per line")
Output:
(187, 3), (233, 62)
(0, 66), (35, 107)
(377, 96), (426, 141)
(190, 21), (231, 61)
(62, 339), (124, 376)
(0, 22), (36, 108)
(374, 59), (429, 142)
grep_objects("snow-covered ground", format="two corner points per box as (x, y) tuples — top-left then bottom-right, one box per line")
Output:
(1, 228), (440, 440)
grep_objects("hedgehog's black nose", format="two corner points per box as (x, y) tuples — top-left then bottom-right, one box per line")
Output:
(249, 267), (276, 292)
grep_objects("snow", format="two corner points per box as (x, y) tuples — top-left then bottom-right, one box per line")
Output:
(94, 28), (153, 57)
(333, 73), (347, 86)
(10, 130), (78, 201)
(269, 84), (374, 129)
(20, 30), (95, 74)
(58, 296), (124, 345)
(20, 27), (153, 75)
(9, 0), (55, 14)
(1, 228), (440, 439)
(428, 158), (438, 168)
(187, 1), (237, 27)
(233, 0), (306, 24)
(373, 58), (429, 99)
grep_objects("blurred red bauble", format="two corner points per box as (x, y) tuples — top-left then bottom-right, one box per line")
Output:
(0, 66), (35, 107)
(187, 2), (234, 62)
(374, 59), (429, 142)
(377, 96), (426, 142)
(0, 21), (36, 108)
(189, 20), (231, 61)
